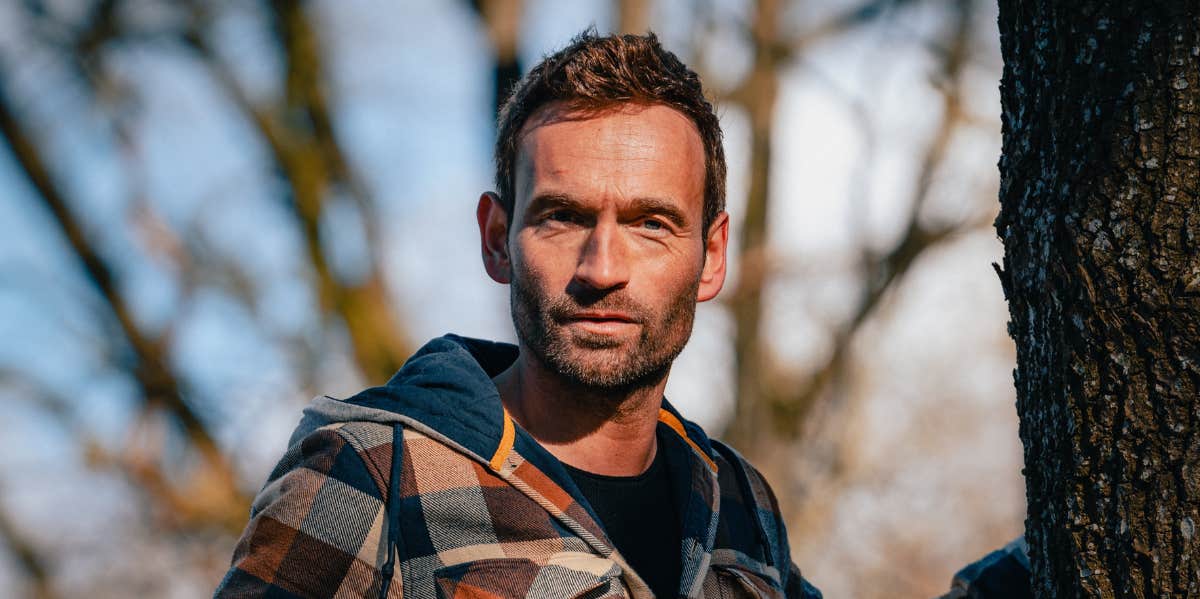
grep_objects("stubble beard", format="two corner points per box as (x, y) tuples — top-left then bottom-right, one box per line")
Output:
(509, 267), (699, 396)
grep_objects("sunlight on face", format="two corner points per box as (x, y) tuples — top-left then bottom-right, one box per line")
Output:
(507, 103), (710, 389)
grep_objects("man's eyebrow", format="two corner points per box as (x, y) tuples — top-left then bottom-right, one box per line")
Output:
(626, 196), (689, 227)
(525, 193), (691, 227)
(526, 193), (588, 215)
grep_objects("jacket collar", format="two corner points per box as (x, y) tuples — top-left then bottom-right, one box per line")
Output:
(346, 334), (721, 477)
(336, 334), (516, 463)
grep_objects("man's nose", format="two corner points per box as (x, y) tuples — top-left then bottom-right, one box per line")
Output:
(573, 221), (630, 291)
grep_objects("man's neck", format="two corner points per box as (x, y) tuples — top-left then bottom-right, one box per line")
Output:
(492, 353), (669, 477)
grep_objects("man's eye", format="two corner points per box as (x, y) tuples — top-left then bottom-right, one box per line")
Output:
(547, 210), (577, 223)
(641, 219), (665, 231)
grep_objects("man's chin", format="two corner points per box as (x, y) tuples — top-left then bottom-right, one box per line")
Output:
(558, 363), (647, 391)
(546, 342), (647, 388)
(568, 331), (630, 350)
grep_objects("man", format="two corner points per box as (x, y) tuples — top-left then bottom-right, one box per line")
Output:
(214, 30), (820, 598)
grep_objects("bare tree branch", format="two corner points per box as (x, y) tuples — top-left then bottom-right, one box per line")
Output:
(0, 6), (253, 532)
(750, 2), (988, 545)
(774, 0), (979, 436)
(267, 0), (381, 259)
(719, 1), (988, 509)
(715, 0), (940, 455)
(183, 1), (413, 384)
(0, 73), (235, 482)
(73, 0), (119, 60)
(0, 499), (57, 599)
(786, 0), (921, 56)
(266, 0), (415, 383)
(0, 373), (64, 598)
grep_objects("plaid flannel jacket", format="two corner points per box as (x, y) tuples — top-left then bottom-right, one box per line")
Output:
(216, 335), (822, 598)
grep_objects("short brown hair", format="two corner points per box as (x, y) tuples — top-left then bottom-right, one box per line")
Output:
(494, 30), (726, 234)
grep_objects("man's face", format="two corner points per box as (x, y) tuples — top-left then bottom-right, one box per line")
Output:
(479, 103), (728, 390)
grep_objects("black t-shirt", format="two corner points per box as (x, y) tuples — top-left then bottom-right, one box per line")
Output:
(563, 432), (682, 598)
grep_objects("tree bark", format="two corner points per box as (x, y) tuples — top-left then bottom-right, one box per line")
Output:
(997, 2), (1200, 596)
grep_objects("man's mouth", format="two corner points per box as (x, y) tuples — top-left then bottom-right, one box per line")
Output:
(561, 311), (640, 333)
(567, 311), (637, 323)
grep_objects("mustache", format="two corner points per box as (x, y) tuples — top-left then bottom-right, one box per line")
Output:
(543, 292), (648, 324)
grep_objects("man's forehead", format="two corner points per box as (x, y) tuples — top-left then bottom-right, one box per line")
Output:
(517, 101), (701, 148)
(513, 103), (706, 201)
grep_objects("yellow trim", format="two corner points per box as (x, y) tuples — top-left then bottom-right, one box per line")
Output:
(658, 408), (718, 473)
(490, 408), (516, 472)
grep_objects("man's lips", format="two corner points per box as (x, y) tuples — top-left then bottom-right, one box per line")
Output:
(558, 312), (641, 335)
(564, 311), (638, 323)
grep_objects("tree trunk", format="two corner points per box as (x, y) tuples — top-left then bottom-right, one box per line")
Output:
(726, 0), (781, 460)
(997, 2), (1200, 596)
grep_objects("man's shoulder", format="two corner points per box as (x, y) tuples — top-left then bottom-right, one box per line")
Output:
(323, 420), (397, 452)
(257, 421), (398, 508)
(284, 420), (397, 471)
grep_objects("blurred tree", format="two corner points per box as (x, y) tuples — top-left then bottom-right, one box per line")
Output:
(617, 0), (651, 35)
(0, 499), (53, 599)
(469, 0), (523, 119)
(997, 1), (1200, 595)
(185, 0), (413, 383)
(0, 12), (246, 531)
(0, 0), (413, 590)
(712, 0), (990, 515)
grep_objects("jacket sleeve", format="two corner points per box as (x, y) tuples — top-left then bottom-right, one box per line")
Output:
(941, 537), (1032, 599)
(786, 562), (824, 599)
(214, 426), (393, 598)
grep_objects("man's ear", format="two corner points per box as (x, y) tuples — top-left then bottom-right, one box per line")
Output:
(697, 211), (729, 302)
(477, 192), (512, 284)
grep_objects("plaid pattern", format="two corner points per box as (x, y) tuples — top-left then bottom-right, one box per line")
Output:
(218, 424), (392, 597)
(217, 335), (820, 598)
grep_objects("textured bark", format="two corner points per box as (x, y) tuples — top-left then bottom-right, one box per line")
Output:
(996, 2), (1200, 596)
